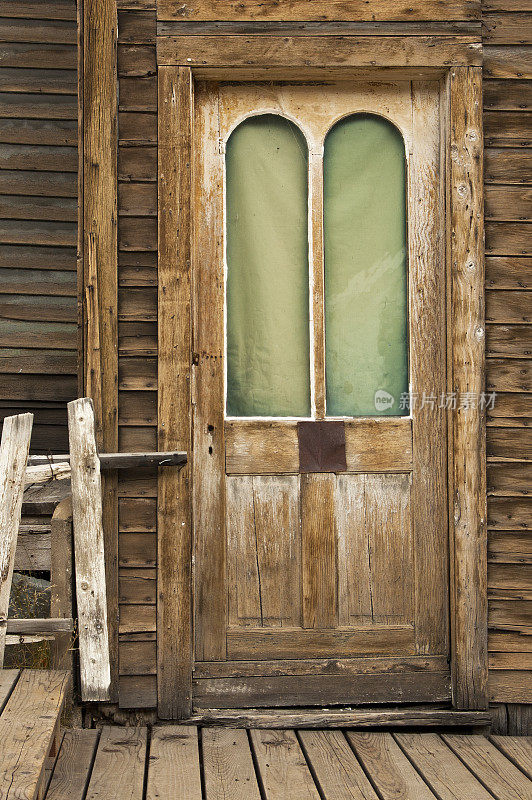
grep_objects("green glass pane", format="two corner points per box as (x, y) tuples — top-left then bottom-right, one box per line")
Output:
(226, 114), (310, 417)
(324, 114), (408, 417)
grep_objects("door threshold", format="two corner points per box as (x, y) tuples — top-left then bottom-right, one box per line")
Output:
(183, 705), (492, 730)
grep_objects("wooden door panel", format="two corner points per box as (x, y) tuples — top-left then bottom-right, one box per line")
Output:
(227, 475), (301, 628)
(226, 471), (414, 655)
(337, 473), (413, 628)
(225, 418), (413, 474)
(226, 627), (415, 661)
(193, 670), (451, 709)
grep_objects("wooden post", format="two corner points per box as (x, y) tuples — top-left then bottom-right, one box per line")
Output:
(157, 66), (193, 719)
(0, 414), (33, 665)
(68, 398), (110, 701)
(448, 67), (488, 709)
(50, 497), (74, 672)
(82, 0), (119, 701)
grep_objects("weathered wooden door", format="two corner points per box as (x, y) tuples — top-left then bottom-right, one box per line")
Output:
(192, 81), (450, 708)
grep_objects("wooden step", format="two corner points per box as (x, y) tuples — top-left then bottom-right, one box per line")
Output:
(0, 669), (71, 800)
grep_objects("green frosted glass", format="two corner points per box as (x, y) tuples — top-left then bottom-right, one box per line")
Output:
(324, 114), (408, 417)
(226, 115), (310, 417)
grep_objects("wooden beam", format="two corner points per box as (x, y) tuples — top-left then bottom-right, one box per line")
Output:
(157, 65), (193, 719)
(24, 462), (70, 486)
(184, 707), (492, 729)
(82, 0), (119, 702)
(6, 618), (73, 634)
(0, 413), (33, 665)
(157, 35), (482, 68)
(27, 451), (187, 469)
(68, 398), (111, 702)
(448, 67), (488, 709)
(157, 1), (481, 23)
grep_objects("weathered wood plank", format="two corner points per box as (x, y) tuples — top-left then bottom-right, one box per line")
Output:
(442, 734), (532, 800)
(487, 291), (532, 322)
(119, 146), (157, 180)
(0, 413), (32, 664)
(193, 671), (450, 708)
(157, 65), (192, 720)
(0, 17), (75, 44)
(0, 68), (76, 95)
(0, 42), (76, 70)
(301, 473), (337, 629)
(484, 80), (532, 110)
(118, 44), (156, 77)
(484, 113), (532, 147)
(118, 674), (157, 708)
(485, 187), (532, 221)
(347, 732), (438, 800)
(490, 735), (532, 780)
(483, 13), (532, 44)
(250, 729), (321, 800)
(68, 398), (110, 701)
(227, 626), (415, 660)
(118, 10), (156, 43)
(394, 733), (493, 799)
(45, 729), (100, 800)
(157, 34), (482, 68)
(486, 257), (532, 288)
(487, 428), (532, 460)
(226, 418), (412, 474)
(50, 497), (74, 670)
(488, 497), (532, 529)
(489, 670), (532, 702)
(1, 1), (76, 20)
(488, 464), (532, 495)
(483, 46), (532, 79)
(146, 727), (202, 800)
(0, 670), (70, 800)
(194, 655), (449, 679)
(85, 727), (147, 800)
(0, 669), (19, 712)
(193, 82), (226, 663)
(202, 727), (261, 800)
(158, 0), (481, 22)
(298, 730), (380, 800)
(227, 475), (301, 629)
(190, 707), (492, 729)
(83, 0), (119, 703)
(448, 67), (487, 709)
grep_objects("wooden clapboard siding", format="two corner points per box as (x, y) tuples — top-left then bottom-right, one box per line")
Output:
(0, 0), (77, 453)
(482, 1), (532, 711)
(117, 6), (159, 705)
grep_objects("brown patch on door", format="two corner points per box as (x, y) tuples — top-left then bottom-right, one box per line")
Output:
(297, 421), (347, 473)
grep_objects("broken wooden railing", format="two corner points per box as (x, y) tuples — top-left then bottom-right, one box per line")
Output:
(1, 399), (186, 704)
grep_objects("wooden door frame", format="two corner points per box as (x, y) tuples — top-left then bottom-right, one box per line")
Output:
(156, 50), (487, 718)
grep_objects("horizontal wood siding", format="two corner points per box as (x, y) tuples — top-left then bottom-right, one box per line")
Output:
(483, 1), (532, 709)
(117, 7), (158, 706)
(0, 1), (77, 452)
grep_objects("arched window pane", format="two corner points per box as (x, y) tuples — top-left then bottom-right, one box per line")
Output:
(226, 114), (310, 417)
(324, 114), (408, 417)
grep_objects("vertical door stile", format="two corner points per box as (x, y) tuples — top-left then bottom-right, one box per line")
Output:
(410, 82), (449, 656)
(310, 149), (326, 420)
(193, 84), (227, 662)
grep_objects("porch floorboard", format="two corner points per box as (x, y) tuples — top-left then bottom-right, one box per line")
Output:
(43, 726), (532, 800)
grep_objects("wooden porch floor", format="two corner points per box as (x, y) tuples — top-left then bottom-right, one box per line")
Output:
(44, 726), (532, 800)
